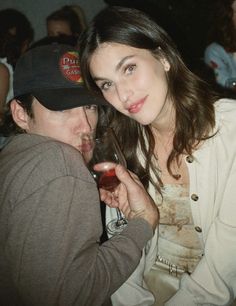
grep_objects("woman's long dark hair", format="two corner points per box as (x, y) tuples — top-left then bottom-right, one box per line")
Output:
(79, 6), (218, 191)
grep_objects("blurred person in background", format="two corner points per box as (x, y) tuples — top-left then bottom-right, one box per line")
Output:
(46, 5), (87, 40)
(0, 8), (33, 119)
(29, 34), (79, 49)
(70, 4), (87, 31)
(0, 8), (33, 149)
(204, 0), (236, 90)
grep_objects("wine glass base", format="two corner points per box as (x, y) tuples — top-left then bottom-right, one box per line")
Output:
(106, 218), (128, 236)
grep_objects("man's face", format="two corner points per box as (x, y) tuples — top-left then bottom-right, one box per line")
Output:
(14, 97), (98, 163)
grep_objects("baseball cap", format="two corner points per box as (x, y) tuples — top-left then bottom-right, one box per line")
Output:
(13, 43), (107, 110)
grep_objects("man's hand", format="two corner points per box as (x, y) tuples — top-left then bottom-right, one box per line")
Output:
(99, 164), (159, 231)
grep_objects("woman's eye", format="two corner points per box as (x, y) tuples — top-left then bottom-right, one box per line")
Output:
(101, 81), (112, 91)
(125, 64), (136, 74)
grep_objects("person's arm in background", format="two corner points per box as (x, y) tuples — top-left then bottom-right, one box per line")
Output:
(204, 43), (235, 88)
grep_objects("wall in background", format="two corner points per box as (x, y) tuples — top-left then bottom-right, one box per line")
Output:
(0, 0), (106, 41)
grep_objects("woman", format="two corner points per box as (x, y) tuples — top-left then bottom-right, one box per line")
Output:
(79, 6), (236, 306)
(204, 0), (236, 89)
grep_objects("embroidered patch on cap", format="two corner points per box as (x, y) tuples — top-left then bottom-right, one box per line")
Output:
(59, 51), (83, 83)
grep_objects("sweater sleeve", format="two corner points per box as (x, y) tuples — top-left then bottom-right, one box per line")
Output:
(106, 208), (157, 306)
(7, 174), (153, 306)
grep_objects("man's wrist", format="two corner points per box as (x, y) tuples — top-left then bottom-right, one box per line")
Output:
(122, 218), (154, 248)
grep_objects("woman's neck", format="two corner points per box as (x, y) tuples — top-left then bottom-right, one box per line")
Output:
(151, 98), (176, 137)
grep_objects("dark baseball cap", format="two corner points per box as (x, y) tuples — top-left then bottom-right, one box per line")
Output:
(13, 43), (107, 110)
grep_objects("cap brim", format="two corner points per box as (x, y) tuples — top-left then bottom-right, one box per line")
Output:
(33, 87), (108, 111)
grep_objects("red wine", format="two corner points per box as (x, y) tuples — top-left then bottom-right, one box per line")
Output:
(98, 168), (120, 191)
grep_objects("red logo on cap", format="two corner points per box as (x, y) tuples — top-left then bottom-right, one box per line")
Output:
(59, 51), (83, 83)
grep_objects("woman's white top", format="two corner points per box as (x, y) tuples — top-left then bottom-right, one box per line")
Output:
(107, 98), (236, 306)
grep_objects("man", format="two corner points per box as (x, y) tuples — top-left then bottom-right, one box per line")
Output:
(0, 44), (158, 305)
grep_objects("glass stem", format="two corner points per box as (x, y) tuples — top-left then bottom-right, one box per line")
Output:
(116, 208), (123, 221)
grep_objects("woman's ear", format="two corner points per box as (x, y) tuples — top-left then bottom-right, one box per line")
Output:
(10, 99), (30, 130)
(160, 58), (170, 72)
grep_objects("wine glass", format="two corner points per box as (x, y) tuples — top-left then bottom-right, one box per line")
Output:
(89, 127), (128, 236)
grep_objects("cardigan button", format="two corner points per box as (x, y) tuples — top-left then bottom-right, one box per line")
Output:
(186, 155), (194, 163)
(195, 226), (202, 233)
(191, 194), (199, 201)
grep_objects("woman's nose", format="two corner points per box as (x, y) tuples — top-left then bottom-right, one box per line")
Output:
(116, 82), (133, 103)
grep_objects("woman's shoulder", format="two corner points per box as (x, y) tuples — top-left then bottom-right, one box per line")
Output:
(215, 98), (236, 112)
(214, 98), (236, 132)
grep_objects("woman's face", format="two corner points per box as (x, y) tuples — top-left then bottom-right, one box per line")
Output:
(89, 42), (173, 126)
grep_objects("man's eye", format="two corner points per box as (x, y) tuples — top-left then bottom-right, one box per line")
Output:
(85, 105), (98, 110)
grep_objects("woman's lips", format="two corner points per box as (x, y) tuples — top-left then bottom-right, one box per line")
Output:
(127, 96), (147, 114)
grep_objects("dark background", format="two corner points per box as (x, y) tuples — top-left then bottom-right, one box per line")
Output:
(0, 0), (106, 41)
(104, 0), (214, 70)
(0, 0), (214, 70)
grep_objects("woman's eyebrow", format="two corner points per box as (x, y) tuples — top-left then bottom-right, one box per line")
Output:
(115, 55), (135, 71)
(93, 55), (135, 81)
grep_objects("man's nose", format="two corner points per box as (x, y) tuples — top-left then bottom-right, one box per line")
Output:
(73, 107), (92, 134)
